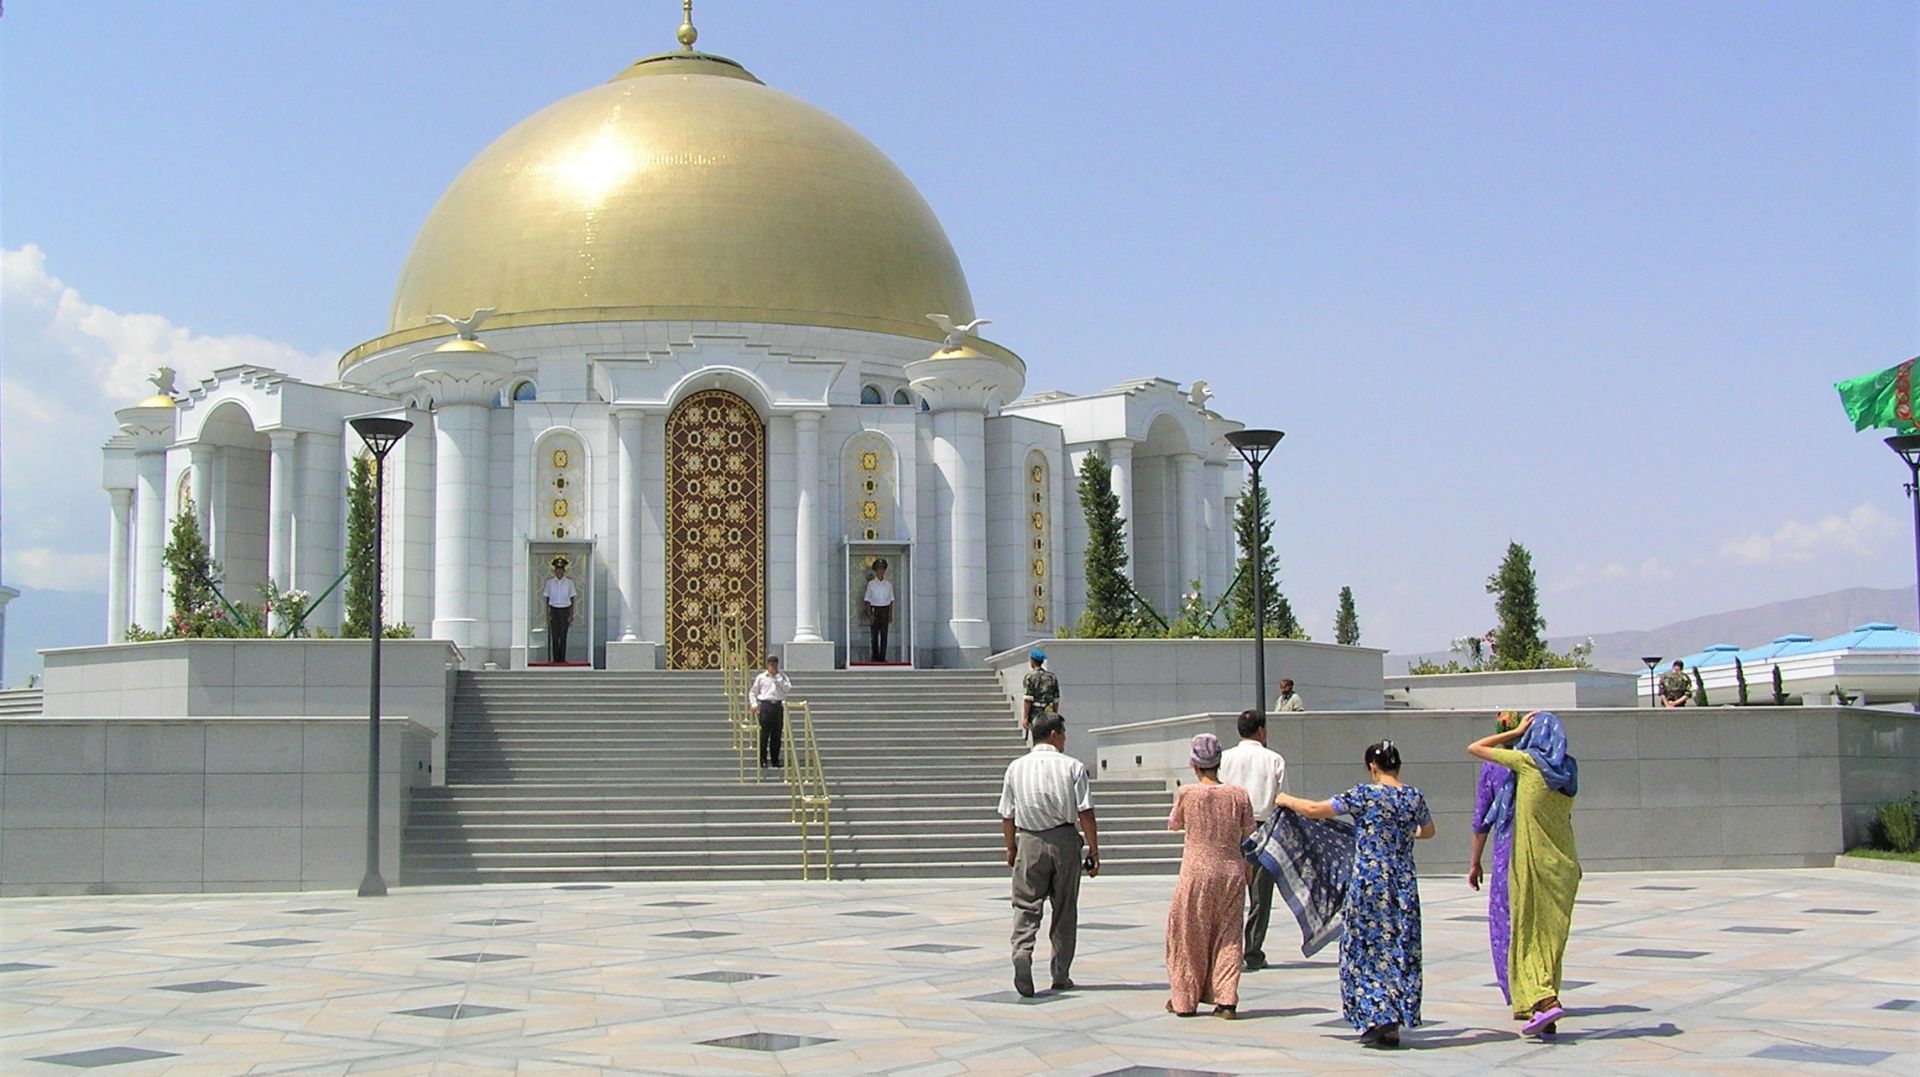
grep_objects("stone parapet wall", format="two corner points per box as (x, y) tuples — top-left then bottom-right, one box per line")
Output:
(0, 716), (433, 896)
(38, 640), (459, 784)
(1090, 706), (1920, 873)
(988, 638), (1387, 767)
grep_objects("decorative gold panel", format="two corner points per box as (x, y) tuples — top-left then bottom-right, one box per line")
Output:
(1027, 451), (1050, 629)
(536, 432), (586, 540)
(842, 432), (897, 543)
(666, 390), (765, 669)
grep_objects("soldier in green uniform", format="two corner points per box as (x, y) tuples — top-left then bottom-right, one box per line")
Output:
(1021, 648), (1060, 739)
(1659, 660), (1692, 707)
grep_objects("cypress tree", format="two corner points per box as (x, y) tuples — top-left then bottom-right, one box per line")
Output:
(1485, 541), (1547, 670)
(1228, 483), (1305, 639)
(1734, 656), (1749, 705)
(1076, 452), (1133, 636)
(341, 454), (376, 638)
(1334, 585), (1360, 646)
(161, 497), (222, 634)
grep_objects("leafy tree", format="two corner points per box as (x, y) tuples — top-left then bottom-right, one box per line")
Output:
(1485, 541), (1547, 670)
(1334, 585), (1360, 646)
(341, 454), (376, 638)
(1227, 483), (1305, 639)
(1074, 452), (1135, 637)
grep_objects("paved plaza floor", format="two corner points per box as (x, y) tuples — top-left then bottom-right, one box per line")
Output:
(2, 867), (1915, 1075)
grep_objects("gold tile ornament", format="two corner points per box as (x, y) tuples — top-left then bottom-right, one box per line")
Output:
(553, 449), (569, 469)
(552, 498), (569, 518)
(666, 389), (764, 669)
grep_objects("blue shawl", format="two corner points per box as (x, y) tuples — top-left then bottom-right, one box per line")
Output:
(1244, 807), (1356, 957)
(1481, 711), (1579, 832)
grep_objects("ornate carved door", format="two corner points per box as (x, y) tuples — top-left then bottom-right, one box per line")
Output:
(665, 389), (766, 669)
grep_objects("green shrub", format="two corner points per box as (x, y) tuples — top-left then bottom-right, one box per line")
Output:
(1876, 793), (1920, 853)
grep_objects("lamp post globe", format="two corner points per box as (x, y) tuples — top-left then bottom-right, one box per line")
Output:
(1225, 429), (1285, 716)
(349, 415), (413, 898)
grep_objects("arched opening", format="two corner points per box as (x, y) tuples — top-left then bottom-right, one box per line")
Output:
(664, 389), (766, 669)
(510, 380), (538, 403)
(891, 388), (912, 406)
(195, 401), (273, 602)
(1133, 413), (1201, 616)
(860, 384), (884, 405)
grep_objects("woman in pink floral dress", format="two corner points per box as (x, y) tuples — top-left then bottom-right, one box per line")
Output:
(1165, 733), (1258, 1018)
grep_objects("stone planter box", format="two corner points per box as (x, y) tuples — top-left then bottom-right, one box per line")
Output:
(1385, 668), (1641, 711)
(38, 639), (460, 784)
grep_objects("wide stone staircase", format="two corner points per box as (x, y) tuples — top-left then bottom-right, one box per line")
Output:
(402, 669), (1183, 885)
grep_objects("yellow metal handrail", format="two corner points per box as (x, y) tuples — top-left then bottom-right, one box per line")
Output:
(781, 698), (834, 881)
(715, 617), (758, 783)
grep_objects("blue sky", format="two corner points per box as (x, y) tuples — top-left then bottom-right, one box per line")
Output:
(3, 1), (1915, 670)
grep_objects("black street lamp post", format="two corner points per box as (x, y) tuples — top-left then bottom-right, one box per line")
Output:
(1641, 656), (1662, 709)
(350, 416), (413, 898)
(1886, 435), (1920, 634)
(1225, 428), (1284, 716)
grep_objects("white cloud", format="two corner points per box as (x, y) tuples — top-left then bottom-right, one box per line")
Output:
(1716, 504), (1897, 566)
(1552, 556), (1676, 593)
(0, 245), (337, 594)
(4, 548), (110, 593)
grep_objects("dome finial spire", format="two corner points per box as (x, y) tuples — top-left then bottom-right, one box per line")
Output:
(677, 0), (698, 51)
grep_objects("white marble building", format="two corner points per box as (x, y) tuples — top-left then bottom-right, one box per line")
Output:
(97, 26), (1251, 671)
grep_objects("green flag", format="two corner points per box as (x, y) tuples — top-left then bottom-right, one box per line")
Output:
(1835, 358), (1919, 433)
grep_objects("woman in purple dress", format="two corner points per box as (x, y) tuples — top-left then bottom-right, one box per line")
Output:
(1468, 712), (1521, 1011)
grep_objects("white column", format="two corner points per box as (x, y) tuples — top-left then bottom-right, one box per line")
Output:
(431, 404), (490, 649)
(639, 412), (668, 644)
(793, 410), (824, 642)
(188, 443), (214, 534)
(106, 488), (134, 642)
(615, 409), (643, 641)
(1174, 452), (1203, 594)
(1202, 459), (1230, 597)
(267, 431), (299, 610)
(1106, 438), (1135, 569)
(134, 449), (168, 630)
(936, 408), (989, 658)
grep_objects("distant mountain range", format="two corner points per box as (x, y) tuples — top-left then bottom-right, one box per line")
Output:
(1389, 585), (1918, 675)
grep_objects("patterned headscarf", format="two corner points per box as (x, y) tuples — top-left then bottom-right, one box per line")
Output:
(1478, 710), (1579, 834)
(1518, 710), (1579, 796)
(1190, 732), (1224, 770)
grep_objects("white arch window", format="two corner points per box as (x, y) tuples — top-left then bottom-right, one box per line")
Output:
(860, 384), (884, 406)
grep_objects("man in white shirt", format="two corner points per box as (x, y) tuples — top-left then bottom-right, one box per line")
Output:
(996, 713), (1099, 997)
(862, 559), (896, 662)
(747, 654), (791, 771)
(1218, 708), (1287, 971)
(1274, 678), (1305, 712)
(541, 558), (578, 663)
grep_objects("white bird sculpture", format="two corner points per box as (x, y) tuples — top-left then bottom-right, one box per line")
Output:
(926, 313), (991, 349)
(1188, 380), (1213, 408)
(427, 307), (499, 341)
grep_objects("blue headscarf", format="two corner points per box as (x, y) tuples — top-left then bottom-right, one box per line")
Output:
(1519, 711), (1579, 796)
(1478, 711), (1578, 832)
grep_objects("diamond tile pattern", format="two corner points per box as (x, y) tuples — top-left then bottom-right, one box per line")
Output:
(30, 1047), (181, 1067)
(646, 899), (711, 907)
(1724, 925), (1801, 934)
(1092, 1068), (1237, 1077)
(675, 970), (776, 983)
(1805, 907), (1877, 915)
(395, 1003), (518, 1020)
(841, 910), (911, 918)
(233, 937), (316, 948)
(657, 929), (736, 939)
(1750, 1044), (1893, 1066)
(698, 1032), (834, 1052)
(0, 961), (52, 972)
(284, 908), (349, 916)
(58, 925), (134, 934)
(0, 870), (1910, 1074)
(159, 979), (262, 993)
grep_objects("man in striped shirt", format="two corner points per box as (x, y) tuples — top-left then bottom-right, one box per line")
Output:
(997, 712), (1100, 997)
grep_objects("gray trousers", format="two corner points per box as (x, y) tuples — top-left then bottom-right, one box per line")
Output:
(1245, 863), (1276, 965)
(1010, 825), (1083, 983)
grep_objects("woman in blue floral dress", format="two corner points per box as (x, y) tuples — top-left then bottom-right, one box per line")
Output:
(1276, 740), (1435, 1047)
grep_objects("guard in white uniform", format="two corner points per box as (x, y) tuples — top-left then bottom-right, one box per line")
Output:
(863, 559), (895, 662)
(541, 558), (577, 663)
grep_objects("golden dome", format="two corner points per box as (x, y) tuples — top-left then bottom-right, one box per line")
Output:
(386, 50), (974, 342)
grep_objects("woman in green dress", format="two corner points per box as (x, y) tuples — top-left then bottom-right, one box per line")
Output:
(1468, 710), (1580, 1036)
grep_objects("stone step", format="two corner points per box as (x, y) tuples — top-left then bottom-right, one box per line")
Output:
(400, 858), (1178, 884)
